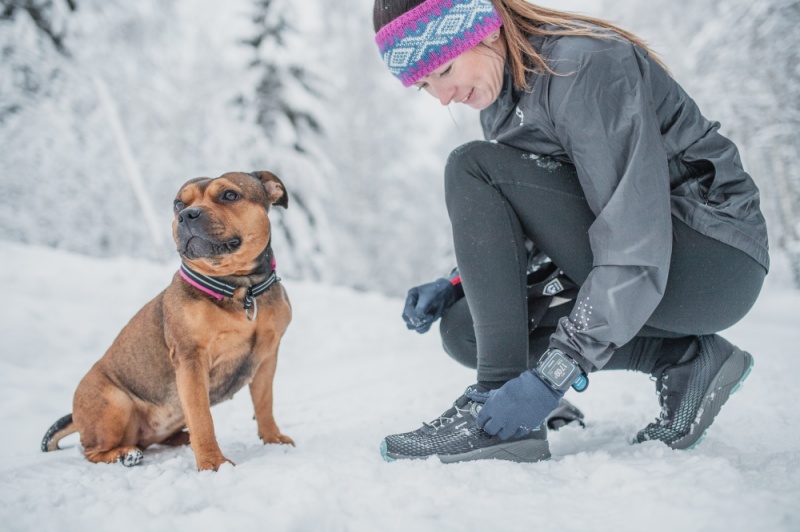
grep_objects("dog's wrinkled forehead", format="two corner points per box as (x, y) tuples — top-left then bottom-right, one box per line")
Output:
(179, 173), (266, 203)
(219, 172), (270, 200)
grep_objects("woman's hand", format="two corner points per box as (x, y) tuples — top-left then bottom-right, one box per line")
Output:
(402, 278), (459, 333)
(474, 370), (563, 440)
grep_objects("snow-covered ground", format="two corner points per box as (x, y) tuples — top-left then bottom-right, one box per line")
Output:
(1, 241), (799, 531)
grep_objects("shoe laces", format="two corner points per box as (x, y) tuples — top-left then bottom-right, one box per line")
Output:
(423, 400), (478, 430)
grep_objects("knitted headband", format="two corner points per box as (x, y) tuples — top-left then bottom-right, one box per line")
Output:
(375, 0), (504, 87)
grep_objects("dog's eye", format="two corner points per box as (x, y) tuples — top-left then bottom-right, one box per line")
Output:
(174, 200), (185, 212)
(221, 190), (240, 202)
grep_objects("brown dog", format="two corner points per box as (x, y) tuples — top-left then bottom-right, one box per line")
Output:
(41, 171), (294, 471)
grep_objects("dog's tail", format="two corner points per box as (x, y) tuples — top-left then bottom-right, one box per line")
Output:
(41, 413), (77, 452)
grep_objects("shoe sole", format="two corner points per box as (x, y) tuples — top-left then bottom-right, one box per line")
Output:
(380, 438), (551, 464)
(668, 348), (754, 450)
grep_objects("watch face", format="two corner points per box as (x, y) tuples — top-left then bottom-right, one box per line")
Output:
(540, 350), (576, 388)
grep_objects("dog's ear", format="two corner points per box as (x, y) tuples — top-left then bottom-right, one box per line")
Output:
(251, 171), (288, 209)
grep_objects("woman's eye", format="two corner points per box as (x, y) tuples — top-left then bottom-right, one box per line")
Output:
(417, 82), (428, 92)
(221, 190), (240, 202)
(441, 65), (452, 76)
(174, 200), (185, 211)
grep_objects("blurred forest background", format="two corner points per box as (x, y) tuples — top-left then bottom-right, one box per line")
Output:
(1, 0), (798, 294)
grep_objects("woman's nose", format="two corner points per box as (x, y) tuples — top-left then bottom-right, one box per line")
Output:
(427, 80), (455, 106)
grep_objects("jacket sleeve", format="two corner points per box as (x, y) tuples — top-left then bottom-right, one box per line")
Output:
(545, 38), (672, 372)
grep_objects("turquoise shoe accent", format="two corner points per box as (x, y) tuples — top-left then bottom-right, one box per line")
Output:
(380, 440), (395, 462)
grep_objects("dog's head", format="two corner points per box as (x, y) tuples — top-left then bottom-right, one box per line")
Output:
(172, 171), (288, 276)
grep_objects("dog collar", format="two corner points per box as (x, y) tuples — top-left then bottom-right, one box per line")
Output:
(179, 262), (280, 321)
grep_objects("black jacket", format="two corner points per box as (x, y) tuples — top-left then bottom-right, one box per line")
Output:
(480, 31), (769, 371)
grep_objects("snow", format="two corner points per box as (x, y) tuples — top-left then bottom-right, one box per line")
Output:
(2, 0), (798, 528)
(1, 241), (799, 531)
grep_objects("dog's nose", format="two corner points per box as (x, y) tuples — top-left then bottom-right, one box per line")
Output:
(178, 207), (203, 224)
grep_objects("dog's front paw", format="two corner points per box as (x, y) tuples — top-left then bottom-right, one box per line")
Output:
(196, 453), (235, 471)
(259, 430), (295, 446)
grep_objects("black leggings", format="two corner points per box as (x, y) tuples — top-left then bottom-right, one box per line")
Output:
(442, 141), (766, 382)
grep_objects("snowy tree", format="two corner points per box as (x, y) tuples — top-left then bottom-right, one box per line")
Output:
(0, 0), (334, 279)
(0, 0), (76, 122)
(232, 0), (337, 280)
(2, 0), (797, 294)
(0, 0), (153, 257)
(238, 0), (322, 155)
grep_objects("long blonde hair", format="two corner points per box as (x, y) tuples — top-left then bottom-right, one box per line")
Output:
(494, 0), (667, 88)
(373, 0), (667, 90)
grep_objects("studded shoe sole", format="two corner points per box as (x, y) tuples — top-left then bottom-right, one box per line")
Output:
(380, 433), (551, 463)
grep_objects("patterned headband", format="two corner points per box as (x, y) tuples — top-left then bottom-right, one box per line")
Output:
(375, 0), (503, 87)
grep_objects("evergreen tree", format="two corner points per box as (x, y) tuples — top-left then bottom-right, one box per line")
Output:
(0, 0), (77, 123)
(238, 0), (322, 154)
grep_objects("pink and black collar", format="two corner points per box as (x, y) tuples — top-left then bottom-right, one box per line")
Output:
(179, 258), (279, 321)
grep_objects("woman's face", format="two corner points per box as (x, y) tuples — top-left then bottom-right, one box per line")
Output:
(414, 34), (506, 110)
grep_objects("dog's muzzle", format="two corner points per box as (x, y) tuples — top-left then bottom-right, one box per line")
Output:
(176, 208), (241, 259)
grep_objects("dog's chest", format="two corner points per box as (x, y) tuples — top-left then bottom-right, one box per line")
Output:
(207, 336), (262, 405)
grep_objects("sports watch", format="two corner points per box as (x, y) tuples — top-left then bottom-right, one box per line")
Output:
(535, 348), (588, 393)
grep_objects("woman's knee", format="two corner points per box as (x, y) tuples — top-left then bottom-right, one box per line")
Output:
(444, 141), (498, 193)
(445, 140), (490, 173)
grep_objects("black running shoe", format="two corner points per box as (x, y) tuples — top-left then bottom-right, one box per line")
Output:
(635, 334), (754, 450)
(380, 387), (550, 463)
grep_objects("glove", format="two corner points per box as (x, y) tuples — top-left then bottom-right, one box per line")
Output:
(474, 370), (563, 440)
(402, 277), (459, 333)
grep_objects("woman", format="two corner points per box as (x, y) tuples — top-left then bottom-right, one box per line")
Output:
(374, 0), (769, 463)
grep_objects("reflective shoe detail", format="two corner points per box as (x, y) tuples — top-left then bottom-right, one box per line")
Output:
(636, 335), (754, 450)
(381, 389), (550, 463)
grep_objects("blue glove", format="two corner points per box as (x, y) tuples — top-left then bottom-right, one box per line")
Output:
(475, 370), (563, 440)
(402, 278), (459, 333)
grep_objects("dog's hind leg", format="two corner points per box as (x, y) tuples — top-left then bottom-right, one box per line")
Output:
(73, 375), (143, 466)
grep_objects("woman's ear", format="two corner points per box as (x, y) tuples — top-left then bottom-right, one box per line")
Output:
(481, 31), (500, 46)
